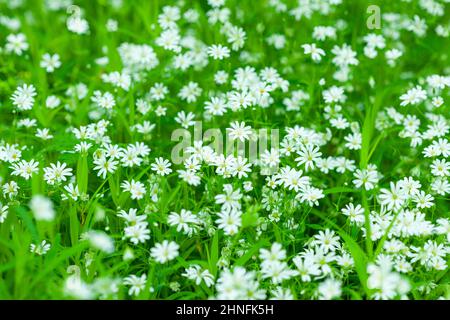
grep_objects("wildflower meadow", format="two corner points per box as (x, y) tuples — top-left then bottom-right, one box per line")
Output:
(0, 0), (449, 301)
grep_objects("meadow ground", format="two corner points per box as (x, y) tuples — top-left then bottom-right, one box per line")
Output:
(0, 0), (449, 300)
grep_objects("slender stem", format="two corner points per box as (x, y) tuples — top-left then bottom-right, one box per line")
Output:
(361, 190), (373, 258)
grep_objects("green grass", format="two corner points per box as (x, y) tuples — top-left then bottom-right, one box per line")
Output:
(0, 0), (449, 300)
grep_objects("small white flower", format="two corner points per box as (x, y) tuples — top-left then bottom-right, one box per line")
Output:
(30, 240), (51, 255)
(40, 53), (61, 72)
(29, 195), (55, 221)
(302, 43), (325, 62)
(85, 231), (115, 254)
(150, 240), (180, 263)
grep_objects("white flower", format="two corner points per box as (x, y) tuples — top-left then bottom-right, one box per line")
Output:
(91, 91), (116, 109)
(3, 181), (19, 199)
(331, 44), (358, 67)
(367, 262), (410, 299)
(205, 96), (227, 116)
(363, 33), (385, 50)
(156, 28), (181, 52)
(353, 165), (380, 190)
(101, 71), (131, 91)
(40, 53), (61, 72)
(270, 287), (294, 300)
(292, 256), (321, 282)
(260, 260), (298, 284)
(344, 132), (362, 150)
(0, 203), (9, 223)
(216, 210), (242, 235)
(177, 169), (201, 186)
(62, 183), (81, 201)
(93, 156), (118, 179)
(149, 83), (169, 101)
(227, 121), (253, 142)
(295, 144), (322, 171)
(118, 208), (146, 225)
(385, 49), (402, 66)
(67, 16), (89, 34)
(323, 86), (346, 104)
(174, 111), (196, 129)
(158, 5), (180, 29)
(341, 203), (365, 225)
(30, 240), (51, 255)
(10, 84), (36, 111)
(214, 70), (229, 84)
(85, 231), (114, 254)
(296, 185), (324, 207)
(412, 191), (434, 209)
(230, 156), (252, 179)
(121, 179), (146, 200)
(259, 242), (286, 262)
(302, 43), (325, 62)
(123, 274), (147, 296)
(400, 85), (427, 106)
(118, 43), (159, 72)
(124, 223), (150, 245)
(215, 184), (242, 213)
(46, 95), (61, 109)
(64, 275), (93, 300)
(150, 240), (180, 263)
(43, 161), (73, 185)
(182, 265), (215, 287)
(430, 159), (449, 177)
(318, 278), (342, 300)
(378, 182), (407, 212)
(226, 25), (246, 51)
(29, 195), (55, 221)
(10, 159), (39, 180)
(178, 82), (202, 103)
(312, 229), (340, 253)
(151, 157), (172, 176)
(106, 19), (118, 32)
(5, 33), (28, 55)
(207, 44), (230, 60)
(313, 26), (336, 41)
(36, 128), (53, 140)
(168, 209), (199, 235)
(216, 267), (266, 300)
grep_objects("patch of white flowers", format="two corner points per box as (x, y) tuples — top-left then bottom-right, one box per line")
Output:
(0, 0), (449, 301)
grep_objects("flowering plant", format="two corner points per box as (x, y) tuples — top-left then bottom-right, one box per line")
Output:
(0, 0), (449, 300)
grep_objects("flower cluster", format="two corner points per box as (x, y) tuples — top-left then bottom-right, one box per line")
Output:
(0, 0), (449, 300)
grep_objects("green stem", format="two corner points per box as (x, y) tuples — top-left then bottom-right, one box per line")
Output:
(361, 190), (373, 258)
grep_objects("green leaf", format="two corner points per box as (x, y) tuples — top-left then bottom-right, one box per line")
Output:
(241, 205), (259, 228)
(338, 230), (370, 295)
(68, 205), (79, 247)
(15, 206), (39, 242)
(235, 238), (270, 266)
(76, 155), (88, 194)
(324, 187), (359, 195)
(210, 231), (219, 277)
